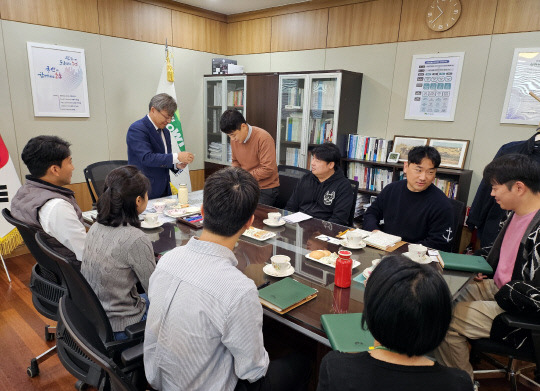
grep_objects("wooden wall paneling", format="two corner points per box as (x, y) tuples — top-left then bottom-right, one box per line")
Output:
(64, 182), (94, 212)
(98, 0), (172, 45)
(493, 0), (540, 34)
(227, 18), (272, 55)
(172, 11), (226, 54)
(0, 0), (99, 33)
(398, 0), (498, 42)
(138, 0), (227, 22)
(327, 0), (401, 48)
(271, 9), (329, 52)
(227, 0), (372, 23)
(189, 169), (205, 191)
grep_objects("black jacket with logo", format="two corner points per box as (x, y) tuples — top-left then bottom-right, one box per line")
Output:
(285, 168), (354, 226)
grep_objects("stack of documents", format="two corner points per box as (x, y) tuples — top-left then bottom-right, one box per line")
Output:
(283, 212), (312, 224)
(82, 210), (97, 223)
(208, 142), (222, 160)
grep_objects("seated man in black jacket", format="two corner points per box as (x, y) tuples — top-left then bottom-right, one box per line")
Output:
(363, 146), (453, 251)
(286, 143), (353, 226)
(434, 154), (540, 380)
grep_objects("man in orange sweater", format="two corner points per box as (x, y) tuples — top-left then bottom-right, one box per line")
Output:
(220, 109), (280, 206)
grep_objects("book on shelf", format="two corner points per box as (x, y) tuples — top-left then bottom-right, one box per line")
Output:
(346, 134), (393, 163)
(285, 114), (302, 142)
(258, 277), (318, 314)
(321, 313), (374, 353)
(227, 88), (244, 107)
(213, 84), (222, 106)
(311, 80), (336, 111)
(433, 178), (459, 200)
(347, 162), (393, 192)
(285, 147), (301, 166)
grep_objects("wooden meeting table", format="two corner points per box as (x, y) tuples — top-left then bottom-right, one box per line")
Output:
(148, 202), (472, 347)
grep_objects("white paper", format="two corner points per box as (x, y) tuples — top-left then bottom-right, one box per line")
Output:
(283, 212), (312, 223)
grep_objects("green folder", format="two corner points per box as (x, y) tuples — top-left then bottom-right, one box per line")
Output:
(258, 277), (318, 314)
(321, 313), (374, 353)
(439, 251), (493, 274)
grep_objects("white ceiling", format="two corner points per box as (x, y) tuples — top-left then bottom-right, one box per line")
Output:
(172, 0), (311, 15)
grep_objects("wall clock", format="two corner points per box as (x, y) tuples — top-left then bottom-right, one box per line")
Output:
(426, 0), (462, 32)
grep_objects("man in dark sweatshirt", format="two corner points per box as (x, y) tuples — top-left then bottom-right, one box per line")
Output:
(363, 146), (453, 251)
(286, 143), (354, 226)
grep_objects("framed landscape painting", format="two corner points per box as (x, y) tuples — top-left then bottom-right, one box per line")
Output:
(428, 138), (469, 169)
(391, 136), (429, 162)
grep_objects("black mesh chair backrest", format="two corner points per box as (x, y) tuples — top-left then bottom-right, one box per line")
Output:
(348, 179), (359, 227)
(2, 208), (63, 284)
(84, 160), (128, 204)
(449, 198), (466, 253)
(59, 297), (136, 391)
(276, 165), (311, 209)
(36, 231), (114, 343)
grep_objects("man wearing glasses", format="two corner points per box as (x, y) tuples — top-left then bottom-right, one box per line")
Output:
(127, 93), (194, 199)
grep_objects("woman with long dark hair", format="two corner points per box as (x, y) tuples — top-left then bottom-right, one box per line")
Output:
(81, 165), (155, 340)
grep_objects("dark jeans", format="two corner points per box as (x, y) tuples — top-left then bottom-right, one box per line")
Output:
(259, 187), (279, 207)
(234, 352), (311, 391)
(113, 293), (149, 341)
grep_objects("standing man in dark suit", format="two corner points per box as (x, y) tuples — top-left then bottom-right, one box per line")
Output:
(127, 93), (194, 199)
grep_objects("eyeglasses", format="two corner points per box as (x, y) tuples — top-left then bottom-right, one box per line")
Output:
(155, 109), (174, 123)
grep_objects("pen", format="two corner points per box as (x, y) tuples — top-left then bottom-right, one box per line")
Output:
(257, 281), (270, 290)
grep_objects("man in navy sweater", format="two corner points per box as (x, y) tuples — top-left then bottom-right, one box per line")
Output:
(363, 146), (453, 251)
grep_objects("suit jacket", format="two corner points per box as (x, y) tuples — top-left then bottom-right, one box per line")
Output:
(126, 116), (177, 199)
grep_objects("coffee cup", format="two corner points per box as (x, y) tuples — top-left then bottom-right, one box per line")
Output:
(346, 230), (363, 246)
(408, 244), (427, 262)
(144, 213), (159, 225)
(153, 201), (166, 213)
(270, 255), (291, 273)
(268, 212), (282, 224)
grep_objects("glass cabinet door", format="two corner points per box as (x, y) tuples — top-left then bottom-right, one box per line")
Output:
(225, 78), (246, 163)
(277, 77), (307, 167)
(206, 79), (224, 162)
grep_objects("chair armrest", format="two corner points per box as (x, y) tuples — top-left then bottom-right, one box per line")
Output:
(125, 320), (146, 339)
(500, 313), (540, 331)
(121, 343), (144, 366)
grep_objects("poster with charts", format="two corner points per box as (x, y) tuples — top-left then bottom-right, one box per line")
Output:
(501, 48), (540, 125)
(405, 52), (464, 121)
(27, 42), (90, 117)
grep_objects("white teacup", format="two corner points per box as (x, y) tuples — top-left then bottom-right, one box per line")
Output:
(346, 230), (363, 246)
(144, 213), (159, 225)
(153, 201), (166, 213)
(270, 255), (291, 273)
(268, 212), (282, 224)
(408, 244), (428, 262)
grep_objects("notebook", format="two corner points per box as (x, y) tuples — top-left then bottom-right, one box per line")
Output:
(258, 277), (318, 314)
(321, 313), (374, 353)
(438, 251), (493, 274)
(363, 231), (402, 250)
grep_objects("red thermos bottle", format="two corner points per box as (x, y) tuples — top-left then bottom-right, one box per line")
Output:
(334, 250), (352, 288)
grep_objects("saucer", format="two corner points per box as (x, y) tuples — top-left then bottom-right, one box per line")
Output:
(141, 221), (163, 229)
(403, 252), (432, 264)
(263, 218), (286, 227)
(340, 239), (366, 250)
(263, 264), (294, 277)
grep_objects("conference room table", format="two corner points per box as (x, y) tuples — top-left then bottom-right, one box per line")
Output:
(145, 192), (473, 347)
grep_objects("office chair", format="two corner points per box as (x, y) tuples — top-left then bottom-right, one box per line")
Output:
(35, 231), (145, 390)
(1, 208), (66, 377)
(275, 165), (310, 209)
(449, 198), (466, 253)
(348, 179), (359, 227)
(470, 313), (540, 391)
(58, 296), (146, 391)
(84, 160), (128, 205)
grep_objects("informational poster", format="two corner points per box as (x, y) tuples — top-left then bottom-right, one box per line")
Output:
(405, 52), (464, 122)
(501, 48), (540, 125)
(27, 42), (90, 117)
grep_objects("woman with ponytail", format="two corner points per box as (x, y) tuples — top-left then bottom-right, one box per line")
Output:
(81, 165), (155, 340)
